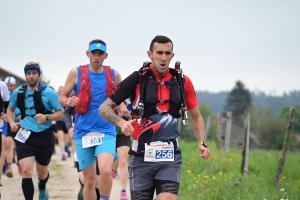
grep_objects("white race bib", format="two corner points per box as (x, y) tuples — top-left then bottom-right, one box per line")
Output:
(144, 141), (174, 162)
(14, 128), (31, 143)
(82, 132), (104, 148)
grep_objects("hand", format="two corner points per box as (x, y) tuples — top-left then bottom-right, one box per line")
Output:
(198, 145), (211, 160)
(65, 96), (79, 107)
(1, 113), (7, 122)
(10, 122), (20, 132)
(117, 103), (129, 117)
(35, 113), (47, 124)
(118, 119), (136, 136)
(68, 127), (74, 138)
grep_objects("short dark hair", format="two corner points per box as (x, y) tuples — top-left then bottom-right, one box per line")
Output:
(149, 35), (173, 51)
(89, 39), (106, 46)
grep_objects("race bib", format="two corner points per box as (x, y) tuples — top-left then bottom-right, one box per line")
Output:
(82, 132), (104, 148)
(14, 128), (31, 143)
(144, 141), (174, 162)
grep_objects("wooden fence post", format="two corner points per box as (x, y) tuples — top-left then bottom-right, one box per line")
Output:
(224, 111), (232, 153)
(217, 112), (223, 150)
(274, 108), (296, 189)
(205, 115), (211, 141)
(241, 110), (250, 175)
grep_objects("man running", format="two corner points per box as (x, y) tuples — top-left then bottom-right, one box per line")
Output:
(0, 74), (10, 186)
(99, 35), (211, 200)
(59, 39), (127, 200)
(7, 62), (64, 200)
(4, 76), (21, 178)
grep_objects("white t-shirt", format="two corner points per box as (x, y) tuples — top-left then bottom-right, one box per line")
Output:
(0, 80), (10, 129)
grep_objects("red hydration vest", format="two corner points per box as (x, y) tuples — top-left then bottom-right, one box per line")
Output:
(75, 65), (116, 114)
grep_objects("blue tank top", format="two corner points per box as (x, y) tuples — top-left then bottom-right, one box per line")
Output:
(73, 65), (116, 139)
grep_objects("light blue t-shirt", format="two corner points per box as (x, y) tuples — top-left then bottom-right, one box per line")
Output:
(9, 84), (63, 132)
(73, 65), (116, 139)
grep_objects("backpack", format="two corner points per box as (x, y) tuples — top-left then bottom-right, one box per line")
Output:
(75, 65), (116, 114)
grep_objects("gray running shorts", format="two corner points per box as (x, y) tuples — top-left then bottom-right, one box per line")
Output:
(128, 154), (182, 191)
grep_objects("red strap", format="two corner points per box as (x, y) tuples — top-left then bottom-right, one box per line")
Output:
(104, 66), (116, 97)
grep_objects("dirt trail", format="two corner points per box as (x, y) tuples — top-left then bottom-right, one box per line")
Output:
(0, 146), (130, 200)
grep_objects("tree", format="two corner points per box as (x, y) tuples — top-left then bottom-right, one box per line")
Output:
(224, 80), (252, 118)
(277, 105), (300, 133)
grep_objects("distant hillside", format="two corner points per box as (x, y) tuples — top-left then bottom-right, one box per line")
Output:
(196, 90), (300, 115)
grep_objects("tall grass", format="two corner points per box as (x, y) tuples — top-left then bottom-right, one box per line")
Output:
(178, 141), (300, 200)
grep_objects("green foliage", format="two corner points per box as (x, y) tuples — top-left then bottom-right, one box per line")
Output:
(224, 80), (252, 118)
(277, 105), (300, 133)
(181, 104), (216, 141)
(178, 140), (300, 200)
(249, 106), (298, 148)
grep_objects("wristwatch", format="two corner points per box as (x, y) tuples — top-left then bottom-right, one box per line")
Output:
(46, 114), (51, 122)
(198, 141), (208, 148)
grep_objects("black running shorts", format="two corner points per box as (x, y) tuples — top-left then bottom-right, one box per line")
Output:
(16, 128), (55, 166)
(116, 133), (131, 148)
(55, 121), (68, 133)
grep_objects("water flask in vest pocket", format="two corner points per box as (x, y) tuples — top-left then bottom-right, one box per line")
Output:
(75, 80), (90, 114)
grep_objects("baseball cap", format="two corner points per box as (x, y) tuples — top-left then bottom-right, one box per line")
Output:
(4, 76), (16, 84)
(88, 42), (107, 52)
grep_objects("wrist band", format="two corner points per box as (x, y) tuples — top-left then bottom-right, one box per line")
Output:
(64, 97), (70, 105)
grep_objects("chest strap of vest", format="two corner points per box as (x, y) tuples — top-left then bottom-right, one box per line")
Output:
(175, 61), (188, 125)
(137, 61), (151, 124)
(17, 83), (51, 119)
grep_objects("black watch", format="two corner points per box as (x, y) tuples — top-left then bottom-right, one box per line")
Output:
(46, 115), (51, 122)
(199, 141), (208, 148)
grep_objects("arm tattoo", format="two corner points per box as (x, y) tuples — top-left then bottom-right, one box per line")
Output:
(99, 98), (122, 126)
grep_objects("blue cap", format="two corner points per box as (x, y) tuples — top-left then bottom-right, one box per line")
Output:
(88, 43), (107, 52)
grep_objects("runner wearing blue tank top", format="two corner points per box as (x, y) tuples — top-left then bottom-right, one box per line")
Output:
(59, 39), (128, 200)
(7, 62), (64, 200)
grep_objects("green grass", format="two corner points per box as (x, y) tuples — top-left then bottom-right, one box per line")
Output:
(178, 141), (300, 200)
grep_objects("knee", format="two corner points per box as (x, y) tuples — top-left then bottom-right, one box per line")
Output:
(119, 159), (128, 169)
(5, 139), (13, 149)
(21, 166), (33, 177)
(84, 179), (96, 189)
(100, 167), (112, 178)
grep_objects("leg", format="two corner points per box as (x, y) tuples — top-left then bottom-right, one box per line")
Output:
(57, 130), (66, 160)
(5, 136), (14, 177)
(155, 180), (179, 200)
(128, 156), (156, 200)
(19, 156), (35, 200)
(0, 135), (6, 185)
(97, 153), (114, 195)
(118, 146), (130, 189)
(81, 163), (97, 200)
(154, 154), (182, 200)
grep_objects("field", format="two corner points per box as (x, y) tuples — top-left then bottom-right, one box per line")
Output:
(178, 141), (300, 200)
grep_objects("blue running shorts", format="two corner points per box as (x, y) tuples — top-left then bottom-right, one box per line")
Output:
(75, 133), (116, 170)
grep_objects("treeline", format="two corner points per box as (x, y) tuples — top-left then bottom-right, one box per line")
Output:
(196, 90), (300, 115)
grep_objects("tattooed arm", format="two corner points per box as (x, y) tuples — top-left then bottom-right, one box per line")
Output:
(99, 98), (135, 136)
(99, 98), (122, 126)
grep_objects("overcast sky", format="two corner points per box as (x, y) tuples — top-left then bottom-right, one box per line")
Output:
(0, 1), (299, 96)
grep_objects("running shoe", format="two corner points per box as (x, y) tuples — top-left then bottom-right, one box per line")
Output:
(2, 164), (6, 175)
(77, 185), (84, 200)
(38, 188), (49, 200)
(111, 170), (115, 178)
(6, 168), (13, 178)
(0, 180), (2, 186)
(113, 170), (119, 179)
(62, 153), (67, 161)
(120, 191), (128, 200)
